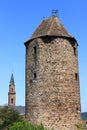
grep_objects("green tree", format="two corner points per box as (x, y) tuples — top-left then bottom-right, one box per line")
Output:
(0, 106), (22, 130)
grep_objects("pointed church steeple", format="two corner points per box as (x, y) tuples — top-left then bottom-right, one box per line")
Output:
(10, 73), (15, 85)
(8, 73), (16, 106)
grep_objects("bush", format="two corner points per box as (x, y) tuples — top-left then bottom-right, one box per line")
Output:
(7, 119), (48, 130)
(75, 123), (84, 130)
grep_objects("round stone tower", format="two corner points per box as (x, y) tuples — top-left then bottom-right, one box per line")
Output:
(24, 16), (81, 130)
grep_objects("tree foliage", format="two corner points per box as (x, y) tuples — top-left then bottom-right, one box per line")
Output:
(0, 106), (22, 130)
(0, 106), (50, 130)
(7, 119), (48, 130)
(75, 123), (84, 130)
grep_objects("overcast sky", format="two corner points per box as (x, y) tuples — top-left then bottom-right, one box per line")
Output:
(0, 0), (87, 112)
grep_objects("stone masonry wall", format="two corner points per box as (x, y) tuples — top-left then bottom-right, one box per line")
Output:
(25, 37), (81, 130)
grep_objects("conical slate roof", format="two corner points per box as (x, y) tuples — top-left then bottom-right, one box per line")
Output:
(25, 16), (74, 45)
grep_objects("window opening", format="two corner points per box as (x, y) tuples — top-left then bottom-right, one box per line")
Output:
(11, 98), (13, 104)
(34, 46), (37, 54)
(76, 107), (79, 111)
(75, 73), (78, 80)
(74, 47), (77, 56)
(11, 88), (13, 92)
(34, 73), (37, 79)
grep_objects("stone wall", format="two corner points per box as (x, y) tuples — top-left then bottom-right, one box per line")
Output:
(25, 36), (81, 130)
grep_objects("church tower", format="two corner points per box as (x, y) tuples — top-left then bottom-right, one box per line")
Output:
(24, 15), (81, 130)
(8, 73), (16, 106)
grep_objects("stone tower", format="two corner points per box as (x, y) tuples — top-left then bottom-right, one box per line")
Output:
(8, 73), (16, 106)
(24, 15), (81, 130)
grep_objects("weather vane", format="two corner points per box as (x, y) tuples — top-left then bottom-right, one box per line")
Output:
(52, 9), (58, 16)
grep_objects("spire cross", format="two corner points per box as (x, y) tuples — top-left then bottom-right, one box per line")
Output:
(52, 9), (58, 16)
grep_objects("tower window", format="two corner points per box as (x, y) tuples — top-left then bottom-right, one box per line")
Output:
(75, 73), (78, 80)
(11, 98), (13, 104)
(74, 47), (77, 56)
(33, 46), (37, 54)
(76, 106), (79, 111)
(34, 73), (37, 80)
(11, 88), (13, 92)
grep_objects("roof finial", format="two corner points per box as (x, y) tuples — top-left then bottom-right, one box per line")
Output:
(52, 9), (58, 16)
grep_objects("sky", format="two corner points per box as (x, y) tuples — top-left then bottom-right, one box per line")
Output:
(0, 0), (87, 112)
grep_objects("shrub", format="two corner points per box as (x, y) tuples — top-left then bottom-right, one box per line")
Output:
(7, 119), (48, 130)
(75, 123), (84, 130)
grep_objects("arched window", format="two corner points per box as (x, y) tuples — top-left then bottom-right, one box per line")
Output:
(11, 98), (13, 104)
(11, 88), (13, 92)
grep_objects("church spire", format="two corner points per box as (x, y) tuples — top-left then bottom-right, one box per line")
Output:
(8, 73), (16, 106)
(10, 73), (15, 85)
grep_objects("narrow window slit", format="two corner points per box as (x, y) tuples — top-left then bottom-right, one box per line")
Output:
(34, 46), (37, 54)
(34, 73), (37, 79)
(75, 73), (78, 80)
(74, 47), (77, 56)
